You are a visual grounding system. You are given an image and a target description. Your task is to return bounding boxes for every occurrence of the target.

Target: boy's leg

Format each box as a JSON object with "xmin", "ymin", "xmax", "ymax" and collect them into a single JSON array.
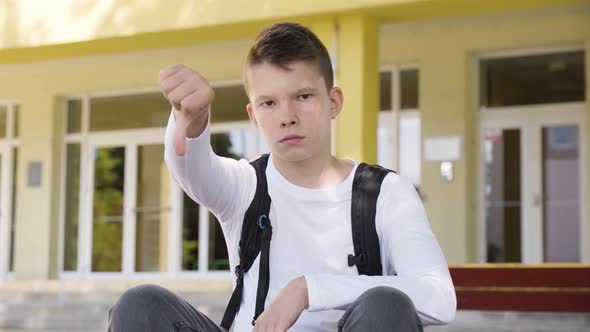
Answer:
[
  {"xmin": 108, "ymin": 284, "xmax": 227, "ymax": 332},
  {"xmin": 338, "ymin": 286, "xmax": 423, "ymax": 332}
]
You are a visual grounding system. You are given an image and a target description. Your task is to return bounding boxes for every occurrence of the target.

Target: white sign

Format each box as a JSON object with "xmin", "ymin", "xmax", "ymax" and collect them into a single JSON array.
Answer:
[{"xmin": 424, "ymin": 136, "xmax": 462, "ymax": 161}]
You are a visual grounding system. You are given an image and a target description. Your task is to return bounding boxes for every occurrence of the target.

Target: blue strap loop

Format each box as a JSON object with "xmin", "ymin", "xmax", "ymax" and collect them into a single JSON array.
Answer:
[{"xmin": 257, "ymin": 214, "xmax": 268, "ymax": 229}]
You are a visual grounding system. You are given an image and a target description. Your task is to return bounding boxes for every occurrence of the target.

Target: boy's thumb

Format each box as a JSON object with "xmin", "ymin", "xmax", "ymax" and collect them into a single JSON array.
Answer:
[{"xmin": 173, "ymin": 124, "xmax": 187, "ymax": 156}]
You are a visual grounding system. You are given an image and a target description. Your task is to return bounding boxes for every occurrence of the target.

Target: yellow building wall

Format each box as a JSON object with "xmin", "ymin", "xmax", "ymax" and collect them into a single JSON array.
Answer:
[
  {"xmin": 380, "ymin": 6, "xmax": 590, "ymax": 263},
  {"xmin": 3, "ymin": 0, "xmax": 585, "ymax": 49}
]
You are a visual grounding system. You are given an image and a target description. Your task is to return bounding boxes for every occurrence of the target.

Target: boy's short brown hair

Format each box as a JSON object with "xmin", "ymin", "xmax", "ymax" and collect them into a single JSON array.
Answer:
[{"xmin": 245, "ymin": 22, "xmax": 334, "ymax": 92}]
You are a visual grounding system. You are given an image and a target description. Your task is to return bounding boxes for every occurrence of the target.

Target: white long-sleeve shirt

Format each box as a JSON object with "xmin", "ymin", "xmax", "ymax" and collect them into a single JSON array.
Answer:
[{"xmin": 164, "ymin": 113, "xmax": 456, "ymax": 332}]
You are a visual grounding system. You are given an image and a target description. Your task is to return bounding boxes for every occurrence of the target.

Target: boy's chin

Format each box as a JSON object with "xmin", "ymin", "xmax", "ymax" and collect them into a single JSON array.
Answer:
[{"xmin": 272, "ymin": 149, "xmax": 315, "ymax": 164}]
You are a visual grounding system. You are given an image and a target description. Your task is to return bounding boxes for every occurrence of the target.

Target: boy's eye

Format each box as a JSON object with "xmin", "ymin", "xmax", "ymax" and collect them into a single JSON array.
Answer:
[
  {"xmin": 260, "ymin": 101, "xmax": 275, "ymax": 108},
  {"xmin": 298, "ymin": 94, "xmax": 313, "ymax": 101}
]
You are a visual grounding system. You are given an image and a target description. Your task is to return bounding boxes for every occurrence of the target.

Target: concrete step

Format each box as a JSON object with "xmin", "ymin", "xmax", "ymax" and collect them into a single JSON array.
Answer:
[
  {"xmin": 1, "ymin": 291, "xmax": 589, "ymax": 331},
  {"xmin": 0, "ymin": 291, "xmax": 230, "ymax": 332}
]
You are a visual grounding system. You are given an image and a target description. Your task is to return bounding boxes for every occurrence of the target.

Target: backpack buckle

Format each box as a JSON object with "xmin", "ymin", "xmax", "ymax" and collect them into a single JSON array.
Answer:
[
  {"xmin": 348, "ymin": 254, "xmax": 365, "ymax": 267},
  {"xmin": 235, "ymin": 265, "xmax": 245, "ymax": 278}
]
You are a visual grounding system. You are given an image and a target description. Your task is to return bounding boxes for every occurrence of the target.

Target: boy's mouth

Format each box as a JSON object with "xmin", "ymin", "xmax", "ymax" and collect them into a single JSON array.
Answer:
[{"xmin": 280, "ymin": 135, "xmax": 306, "ymax": 144}]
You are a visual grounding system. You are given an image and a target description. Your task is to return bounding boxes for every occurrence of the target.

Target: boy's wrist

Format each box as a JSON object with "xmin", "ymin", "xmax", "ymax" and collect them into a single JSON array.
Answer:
[{"xmin": 295, "ymin": 276, "xmax": 309, "ymax": 310}]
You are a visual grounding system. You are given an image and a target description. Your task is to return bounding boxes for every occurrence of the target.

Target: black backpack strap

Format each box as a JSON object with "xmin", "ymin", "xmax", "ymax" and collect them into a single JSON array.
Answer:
[
  {"xmin": 221, "ymin": 154, "xmax": 273, "ymax": 330},
  {"xmin": 348, "ymin": 163, "xmax": 393, "ymax": 276},
  {"xmin": 254, "ymin": 215, "xmax": 272, "ymax": 325}
]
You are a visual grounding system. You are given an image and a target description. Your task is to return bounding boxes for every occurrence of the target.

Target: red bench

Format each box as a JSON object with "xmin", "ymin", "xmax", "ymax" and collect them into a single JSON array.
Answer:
[{"xmin": 449, "ymin": 264, "xmax": 590, "ymax": 312}]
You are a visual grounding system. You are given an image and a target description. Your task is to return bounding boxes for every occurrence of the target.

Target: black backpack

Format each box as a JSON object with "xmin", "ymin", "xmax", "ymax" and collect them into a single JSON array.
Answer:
[{"xmin": 220, "ymin": 154, "xmax": 394, "ymax": 330}]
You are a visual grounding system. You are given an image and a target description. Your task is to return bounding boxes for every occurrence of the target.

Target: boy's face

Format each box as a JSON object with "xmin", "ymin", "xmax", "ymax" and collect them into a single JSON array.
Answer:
[{"xmin": 245, "ymin": 61, "xmax": 343, "ymax": 163}]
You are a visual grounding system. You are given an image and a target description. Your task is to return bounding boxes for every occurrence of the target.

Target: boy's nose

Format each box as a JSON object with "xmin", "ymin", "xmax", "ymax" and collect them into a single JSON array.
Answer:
[
  {"xmin": 281, "ymin": 119, "xmax": 297, "ymax": 128},
  {"xmin": 280, "ymin": 104, "xmax": 298, "ymax": 127}
]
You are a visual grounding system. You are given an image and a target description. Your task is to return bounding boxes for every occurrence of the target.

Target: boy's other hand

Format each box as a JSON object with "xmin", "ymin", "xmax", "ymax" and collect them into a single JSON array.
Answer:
[
  {"xmin": 252, "ymin": 276, "xmax": 309, "ymax": 332},
  {"xmin": 158, "ymin": 64, "xmax": 214, "ymax": 156}
]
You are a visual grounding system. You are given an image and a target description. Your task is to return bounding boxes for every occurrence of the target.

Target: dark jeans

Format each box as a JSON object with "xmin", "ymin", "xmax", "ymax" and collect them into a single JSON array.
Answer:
[{"xmin": 108, "ymin": 284, "xmax": 423, "ymax": 332}]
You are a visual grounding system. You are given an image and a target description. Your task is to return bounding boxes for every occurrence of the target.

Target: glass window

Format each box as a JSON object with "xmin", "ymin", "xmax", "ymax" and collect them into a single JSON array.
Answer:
[
  {"xmin": 210, "ymin": 85, "xmax": 250, "ymax": 123},
  {"xmin": 9, "ymin": 147, "xmax": 17, "ymax": 272},
  {"xmin": 543, "ymin": 125, "xmax": 580, "ymax": 262},
  {"xmin": 182, "ymin": 193, "xmax": 200, "ymax": 271},
  {"xmin": 0, "ymin": 105, "xmax": 7, "ymax": 138},
  {"xmin": 90, "ymin": 93, "xmax": 170, "ymax": 131},
  {"xmin": 201, "ymin": 130, "xmax": 252, "ymax": 271},
  {"xmin": 63, "ymin": 144, "xmax": 81, "ymax": 271},
  {"xmin": 208, "ymin": 212, "xmax": 229, "ymax": 271},
  {"xmin": 91, "ymin": 146, "xmax": 125, "ymax": 272},
  {"xmin": 399, "ymin": 117, "xmax": 421, "ymax": 186},
  {"xmin": 380, "ymin": 71, "xmax": 392, "ymax": 111},
  {"xmin": 258, "ymin": 133, "xmax": 270, "ymax": 155},
  {"xmin": 135, "ymin": 144, "xmax": 168, "ymax": 272},
  {"xmin": 480, "ymin": 51, "xmax": 585, "ymax": 108},
  {"xmin": 13, "ymin": 105, "xmax": 19, "ymax": 138},
  {"xmin": 484, "ymin": 128, "xmax": 522, "ymax": 263},
  {"xmin": 400, "ymin": 69, "xmax": 419, "ymax": 110},
  {"xmin": 67, "ymin": 99, "xmax": 83, "ymax": 134}
]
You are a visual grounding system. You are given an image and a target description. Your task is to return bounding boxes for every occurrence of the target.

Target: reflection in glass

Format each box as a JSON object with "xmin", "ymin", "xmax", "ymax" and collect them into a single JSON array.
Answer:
[
  {"xmin": 63, "ymin": 144, "xmax": 81, "ymax": 271},
  {"xmin": 92, "ymin": 147, "xmax": 125, "ymax": 272},
  {"xmin": 9, "ymin": 148, "xmax": 17, "ymax": 272},
  {"xmin": 480, "ymin": 51, "xmax": 585, "ymax": 108},
  {"xmin": 484, "ymin": 129, "xmax": 521, "ymax": 263},
  {"xmin": 258, "ymin": 133, "xmax": 270, "ymax": 155},
  {"xmin": 209, "ymin": 212, "xmax": 229, "ymax": 271},
  {"xmin": 90, "ymin": 93, "xmax": 170, "ymax": 131},
  {"xmin": 0, "ymin": 105, "xmax": 7, "ymax": 138},
  {"xmin": 206, "ymin": 131, "xmax": 250, "ymax": 271},
  {"xmin": 13, "ymin": 105, "xmax": 19, "ymax": 138},
  {"xmin": 543, "ymin": 125, "xmax": 580, "ymax": 262},
  {"xmin": 182, "ymin": 193, "xmax": 200, "ymax": 271},
  {"xmin": 67, "ymin": 99, "xmax": 83, "ymax": 134},
  {"xmin": 135, "ymin": 145, "xmax": 168, "ymax": 272},
  {"xmin": 400, "ymin": 69, "xmax": 419, "ymax": 110},
  {"xmin": 210, "ymin": 85, "xmax": 250, "ymax": 123},
  {"xmin": 380, "ymin": 71, "xmax": 392, "ymax": 111}
]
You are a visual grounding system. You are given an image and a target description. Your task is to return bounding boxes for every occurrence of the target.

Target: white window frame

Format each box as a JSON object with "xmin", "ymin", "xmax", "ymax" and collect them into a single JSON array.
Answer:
[
  {"xmin": 476, "ymin": 45, "xmax": 588, "ymax": 263},
  {"xmin": 0, "ymin": 101, "xmax": 19, "ymax": 281},
  {"xmin": 58, "ymin": 82, "xmax": 262, "ymax": 280}
]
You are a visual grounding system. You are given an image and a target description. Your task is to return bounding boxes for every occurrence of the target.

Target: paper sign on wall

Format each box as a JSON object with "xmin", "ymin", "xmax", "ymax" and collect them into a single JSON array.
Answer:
[{"xmin": 424, "ymin": 136, "xmax": 461, "ymax": 161}]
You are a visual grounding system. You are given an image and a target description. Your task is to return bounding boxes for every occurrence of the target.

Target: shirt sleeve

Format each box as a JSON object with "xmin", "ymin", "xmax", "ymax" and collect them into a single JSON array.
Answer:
[
  {"xmin": 304, "ymin": 174, "xmax": 456, "ymax": 326},
  {"xmin": 163, "ymin": 110, "xmax": 256, "ymax": 224}
]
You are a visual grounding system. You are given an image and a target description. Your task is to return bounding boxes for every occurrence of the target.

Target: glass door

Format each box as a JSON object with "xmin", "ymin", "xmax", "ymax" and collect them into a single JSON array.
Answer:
[
  {"xmin": 541, "ymin": 125, "xmax": 581, "ymax": 262},
  {"xmin": 480, "ymin": 105, "xmax": 586, "ymax": 263},
  {"xmin": 82, "ymin": 132, "xmax": 171, "ymax": 277}
]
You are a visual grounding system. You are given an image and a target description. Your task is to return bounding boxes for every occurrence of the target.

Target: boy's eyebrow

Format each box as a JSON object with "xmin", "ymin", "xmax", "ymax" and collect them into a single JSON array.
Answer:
[
  {"xmin": 293, "ymin": 87, "xmax": 316, "ymax": 95},
  {"xmin": 254, "ymin": 95, "xmax": 273, "ymax": 104},
  {"xmin": 254, "ymin": 87, "xmax": 317, "ymax": 104}
]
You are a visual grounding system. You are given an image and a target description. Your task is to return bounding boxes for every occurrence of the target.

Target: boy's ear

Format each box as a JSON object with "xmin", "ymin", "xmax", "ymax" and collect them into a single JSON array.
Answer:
[
  {"xmin": 329, "ymin": 87, "xmax": 344, "ymax": 119},
  {"xmin": 246, "ymin": 103, "xmax": 259, "ymax": 127}
]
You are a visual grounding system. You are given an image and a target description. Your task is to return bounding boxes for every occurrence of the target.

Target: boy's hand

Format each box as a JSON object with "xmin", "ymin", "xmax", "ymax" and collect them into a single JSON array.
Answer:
[
  {"xmin": 158, "ymin": 64, "xmax": 215, "ymax": 156},
  {"xmin": 252, "ymin": 276, "xmax": 309, "ymax": 332}
]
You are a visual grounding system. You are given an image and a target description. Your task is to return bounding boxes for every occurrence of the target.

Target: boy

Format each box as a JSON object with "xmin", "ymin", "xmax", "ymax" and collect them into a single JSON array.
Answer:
[{"xmin": 108, "ymin": 22, "xmax": 455, "ymax": 332}]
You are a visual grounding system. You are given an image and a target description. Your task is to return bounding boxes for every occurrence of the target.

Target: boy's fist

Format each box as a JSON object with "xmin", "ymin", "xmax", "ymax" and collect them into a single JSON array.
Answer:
[{"xmin": 158, "ymin": 64, "xmax": 215, "ymax": 156}]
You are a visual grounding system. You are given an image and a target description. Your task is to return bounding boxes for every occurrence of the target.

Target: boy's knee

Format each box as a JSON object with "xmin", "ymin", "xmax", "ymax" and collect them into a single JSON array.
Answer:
[
  {"xmin": 110, "ymin": 284, "xmax": 170, "ymax": 317},
  {"xmin": 340, "ymin": 287, "xmax": 422, "ymax": 332},
  {"xmin": 357, "ymin": 286, "xmax": 417, "ymax": 317},
  {"xmin": 122, "ymin": 284, "xmax": 168, "ymax": 304}
]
